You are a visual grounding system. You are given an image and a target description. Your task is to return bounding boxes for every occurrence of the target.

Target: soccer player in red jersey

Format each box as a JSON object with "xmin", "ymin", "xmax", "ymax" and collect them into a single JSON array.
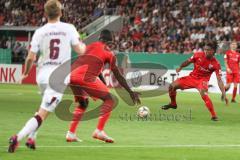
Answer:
[
  {"xmin": 162, "ymin": 41, "xmax": 227, "ymax": 121},
  {"xmin": 66, "ymin": 29, "xmax": 141, "ymax": 143},
  {"xmin": 224, "ymin": 41, "xmax": 240, "ymax": 103}
]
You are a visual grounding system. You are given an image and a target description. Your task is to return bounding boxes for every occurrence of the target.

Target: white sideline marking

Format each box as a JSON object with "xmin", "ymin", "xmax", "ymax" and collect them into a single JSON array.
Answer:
[
  {"xmin": 1, "ymin": 145, "xmax": 240, "ymax": 148},
  {"xmin": 0, "ymin": 92, "xmax": 23, "ymax": 96}
]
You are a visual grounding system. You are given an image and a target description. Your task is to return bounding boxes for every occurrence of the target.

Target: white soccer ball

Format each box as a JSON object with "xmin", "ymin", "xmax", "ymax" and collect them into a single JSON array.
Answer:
[{"xmin": 137, "ymin": 106, "xmax": 150, "ymax": 118}]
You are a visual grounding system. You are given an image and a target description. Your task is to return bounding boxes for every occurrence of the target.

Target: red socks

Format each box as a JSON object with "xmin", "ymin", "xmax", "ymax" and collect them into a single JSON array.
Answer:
[
  {"xmin": 169, "ymin": 90, "xmax": 177, "ymax": 106},
  {"xmin": 97, "ymin": 112, "xmax": 111, "ymax": 131},
  {"xmin": 97, "ymin": 99, "xmax": 114, "ymax": 131},
  {"xmin": 232, "ymin": 87, "xmax": 237, "ymax": 101},
  {"xmin": 69, "ymin": 107, "xmax": 86, "ymax": 133},
  {"xmin": 201, "ymin": 95, "xmax": 216, "ymax": 117},
  {"xmin": 70, "ymin": 98, "xmax": 115, "ymax": 133}
]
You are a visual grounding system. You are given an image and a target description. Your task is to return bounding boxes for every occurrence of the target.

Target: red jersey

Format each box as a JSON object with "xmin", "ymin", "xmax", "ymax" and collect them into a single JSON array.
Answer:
[
  {"xmin": 188, "ymin": 52, "xmax": 222, "ymax": 81},
  {"xmin": 71, "ymin": 41, "xmax": 116, "ymax": 82},
  {"xmin": 224, "ymin": 50, "xmax": 240, "ymax": 73}
]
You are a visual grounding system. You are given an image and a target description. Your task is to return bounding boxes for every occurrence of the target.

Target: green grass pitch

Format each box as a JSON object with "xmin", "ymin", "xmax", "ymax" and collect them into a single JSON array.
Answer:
[{"xmin": 0, "ymin": 84, "xmax": 240, "ymax": 160}]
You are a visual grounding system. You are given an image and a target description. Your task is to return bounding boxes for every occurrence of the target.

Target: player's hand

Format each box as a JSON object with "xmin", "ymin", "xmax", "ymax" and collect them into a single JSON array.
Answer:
[
  {"xmin": 18, "ymin": 74, "xmax": 28, "ymax": 83},
  {"xmin": 129, "ymin": 91, "xmax": 141, "ymax": 105},
  {"xmin": 21, "ymin": 74, "xmax": 29, "ymax": 80},
  {"xmin": 227, "ymin": 68, "xmax": 232, "ymax": 74},
  {"xmin": 176, "ymin": 67, "xmax": 182, "ymax": 73}
]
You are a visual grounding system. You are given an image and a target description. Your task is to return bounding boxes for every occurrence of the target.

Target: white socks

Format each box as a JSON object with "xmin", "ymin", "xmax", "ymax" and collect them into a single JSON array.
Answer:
[
  {"xmin": 28, "ymin": 130, "xmax": 38, "ymax": 140},
  {"xmin": 17, "ymin": 117, "xmax": 39, "ymax": 141}
]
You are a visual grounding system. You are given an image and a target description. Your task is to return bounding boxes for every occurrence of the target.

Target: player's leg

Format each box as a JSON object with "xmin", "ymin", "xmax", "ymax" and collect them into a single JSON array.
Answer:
[
  {"xmin": 92, "ymin": 93, "xmax": 115, "ymax": 143},
  {"xmin": 222, "ymin": 83, "xmax": 231, "ymax": 101},
  {"xmin": 162, "ymin": 76, "xmax": 194, "ymax": 110},
  {"xmin": 66, "ymin": 96, "xmax": 89, "ymax": 142},
  {"xmin": 224, "ymin": 83, "xmax": 231, "ymax": 92},
  {"xmin": 25, "ymin": 130, "xmax": 38, "ymax": 150},
  {"xmin": 231, "ymin": 73, "xmax": 238, "ymax": 102},
  {"xmin": 66, "ymin": 84, "xmax": 89, "ymax": 142},
  {"xmin": 221, "ymin": 74, "xmax": 232, "ymax": 101},
  {"xmin": 231, "ymin": 82, "xmax": 238, "ymax": 102},
  {"xmin": 222, "ymin": 83, "xmax": 230, "ymax": 102},
  {"xmin": 24, "ymin": 84, "xmax": 48, "ymax": 148},
  {"xmin": 161, "ymin": 81, "xmax": 181, "ymax": 109},
  {"xmin": 8, "ymin": 87, "xmax": 62, "ymax": 153},
  {"xmin": 81, "ymin": 79, "xmax": 116, "ymax": 143},
  {"xmin": 25, "ymin": 111, "xmax": 40, "ymax": 150},
  {"xmin": 8, "ymin": 108, "xmax": 48, "ymax": 153},
  {"xmin": 199, "ymin": 89, "xmax": 218, "ymax": 121},
  {"xmin": 223, "ymin": 73, "xmax": 232, "ymax": 97},
  {"xmin": 225, "ymin": 73, "xmax": 233, "ymax": 91}
]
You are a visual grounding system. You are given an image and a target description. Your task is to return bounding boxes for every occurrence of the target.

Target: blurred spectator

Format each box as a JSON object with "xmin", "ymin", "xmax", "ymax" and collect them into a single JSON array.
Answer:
[
  {"xmin": 1, "ymin": 0, "xmax": 240, "ymax": 54},
  {"xmin": 0, "ymin": 36, "xmax": 7, "ymax": 49},
  {"xmin": 12, "ymin": 42, "xmax": 22, "ymax": 62},
  {"xmin": 0, "ymin": 13, "xmax": 4, "ymax": 25},
  {"xmin": 11, "ymin": 42, "xmax": 26, "ymax": 63}
]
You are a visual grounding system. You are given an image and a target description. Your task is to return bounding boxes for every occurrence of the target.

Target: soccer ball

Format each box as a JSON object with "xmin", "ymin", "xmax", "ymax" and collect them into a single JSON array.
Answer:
[{"xmin": 137, "ymin": 106, "xmax": 150, "ymax": 118}]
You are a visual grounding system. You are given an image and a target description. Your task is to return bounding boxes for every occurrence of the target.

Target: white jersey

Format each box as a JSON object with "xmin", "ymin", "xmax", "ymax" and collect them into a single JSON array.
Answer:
[{"xmin": 30, "ymin": 21, "xmax": 80, "ymax": 84}]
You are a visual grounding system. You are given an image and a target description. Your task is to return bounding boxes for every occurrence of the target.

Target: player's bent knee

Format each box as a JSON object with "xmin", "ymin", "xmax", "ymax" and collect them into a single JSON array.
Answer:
[
  {"xmin": 105, "ymin": 98, "xmax": 115, "ymax": 106},
  {"xmin": 37, "ymin": 108, "xmax": 50, "ymax": 121},
  {"xmin": 78, "ymin": 98, "xmax": 89, "ymax": 109},
  {"xmin": 103, "ymin": 94, "xmax": 116, "ymax": 107},
  {"xmin": 199, "ymin": 90, "xmax": 208, "ymax": 97},
  {"xmin": 225, "ymin": 84, "xmax": 230, "ymax": 89},
  {"xmin": 101, "ymin": 98, "xmax": 115, "ymax": 113},
  {"xmin": 169, "ymin": 83, "xmax": 177, "ymax": 91}
]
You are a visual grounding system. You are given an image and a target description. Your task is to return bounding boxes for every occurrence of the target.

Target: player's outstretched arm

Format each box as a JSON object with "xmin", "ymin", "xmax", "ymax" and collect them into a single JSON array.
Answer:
[
  {"xmin": 112, "ymin": 66, "xmax": 141, "ymax": 105},
  {"xmin": 72, "ymin": 42, "xmax": 86, "ymax": 56},
  {"xmin": 176, "ymin": 59, "xmax": 192, "ymax": 73},
  {"xmin": 22, "ymin": 51, "xmax": 37, "ymax": 80}
]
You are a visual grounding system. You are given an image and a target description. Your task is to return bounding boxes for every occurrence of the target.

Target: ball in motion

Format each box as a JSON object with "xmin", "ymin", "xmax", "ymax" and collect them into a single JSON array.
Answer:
[{"xmin": 137, "ymin": 106, "xmax": 150, "ymax": 118}]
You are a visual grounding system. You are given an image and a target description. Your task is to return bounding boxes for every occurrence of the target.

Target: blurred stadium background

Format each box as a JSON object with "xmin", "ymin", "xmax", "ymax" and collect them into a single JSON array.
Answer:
[{"xmin": 0, "ymin": 0, "xmax": 239, "ymax": 92}]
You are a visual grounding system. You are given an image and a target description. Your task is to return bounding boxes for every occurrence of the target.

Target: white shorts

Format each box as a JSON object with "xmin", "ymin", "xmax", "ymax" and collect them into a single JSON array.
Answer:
[
  {"xmin": 39, "ymin": 85, "xmax": 64, "ymax": 112},
  {"xmin": 36, "ymin": 66, "xmax": 70, "ymax": 112}
]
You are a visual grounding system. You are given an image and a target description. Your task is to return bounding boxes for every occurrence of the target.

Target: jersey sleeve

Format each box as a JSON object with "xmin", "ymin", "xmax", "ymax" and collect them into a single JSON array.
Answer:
[
  {"xmin": 70, "ymin": 25, "xmax": 80, "ymax": 45},
  {"xmin": 30, "ymin": 30, "xmax": 41, "ymax": 54},
  {"xmin": 188, "ymin": 52, "xmax": 198, "ymax": 63}
]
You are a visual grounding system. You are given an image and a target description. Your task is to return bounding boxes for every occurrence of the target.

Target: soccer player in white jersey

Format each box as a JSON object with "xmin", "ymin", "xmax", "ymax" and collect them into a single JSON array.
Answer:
[{"xmin": 8, "ymin": 0, "xmax": 86, "ymax": 153}]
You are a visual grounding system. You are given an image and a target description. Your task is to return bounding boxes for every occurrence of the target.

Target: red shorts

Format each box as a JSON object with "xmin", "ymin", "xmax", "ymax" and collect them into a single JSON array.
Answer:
[
  {"xmin": 226, "ymin": 72, "xmax": 239, "ymax": 83},
  {"xmin": 176, "ymin": 76, "xmax": 209, "ymax": 90},
  {"xmin": 70, "ymin": 75, "xmax": 109, "ymax": 102}
]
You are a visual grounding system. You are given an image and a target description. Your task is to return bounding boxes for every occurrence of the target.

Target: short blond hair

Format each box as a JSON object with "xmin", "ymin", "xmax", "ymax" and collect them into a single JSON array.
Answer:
[{"xmin": 44, "ymin": 0, "xmax": 62, "ymax": 20}]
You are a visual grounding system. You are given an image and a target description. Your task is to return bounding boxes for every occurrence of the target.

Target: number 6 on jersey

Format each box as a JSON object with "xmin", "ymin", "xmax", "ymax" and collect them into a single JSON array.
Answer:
[{"xmin": 50, "ymin": 39, "xmax": 60, "ymax": 59}]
